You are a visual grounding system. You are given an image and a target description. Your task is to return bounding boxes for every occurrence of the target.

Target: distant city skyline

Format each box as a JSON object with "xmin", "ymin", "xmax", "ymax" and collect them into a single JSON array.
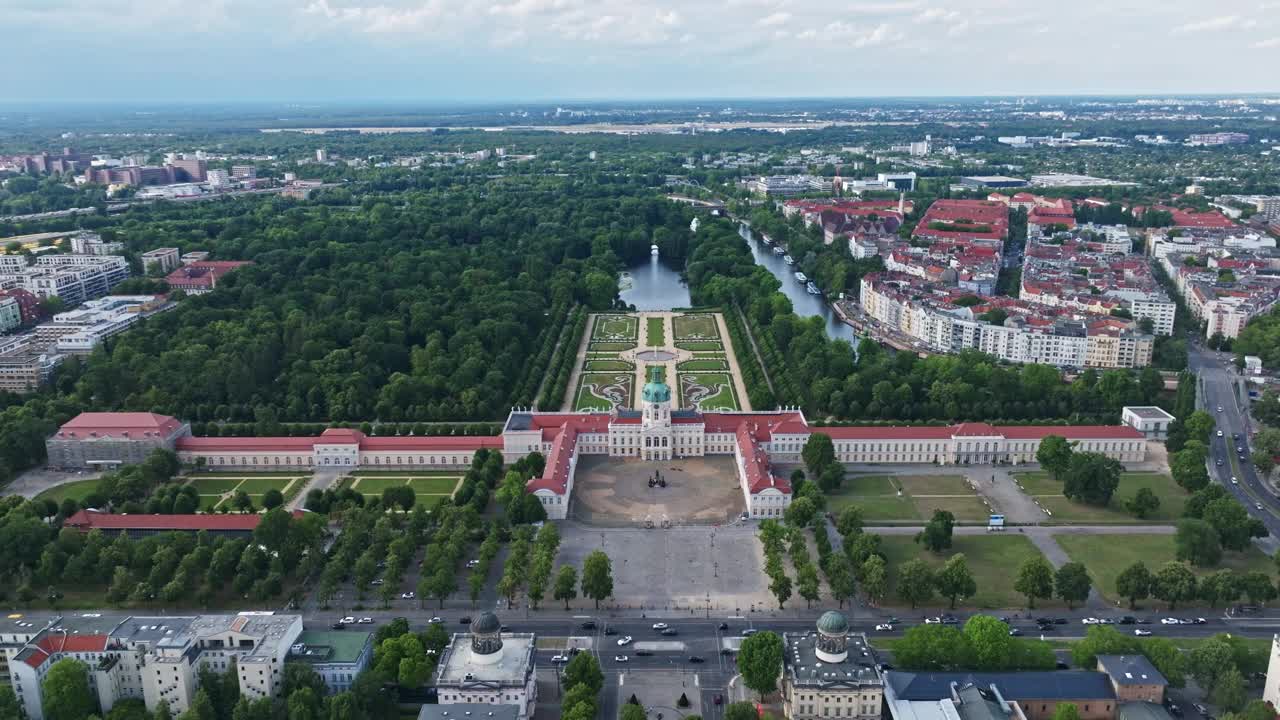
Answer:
[{"xmin": 3, "ymin": 0, "xmax": 1280, "ymax": 102}]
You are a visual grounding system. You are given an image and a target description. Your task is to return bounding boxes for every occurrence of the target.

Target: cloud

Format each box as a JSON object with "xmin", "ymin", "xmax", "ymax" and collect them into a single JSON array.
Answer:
[
  {"xmin": 1170, "ymin": 14, "xmax": 1258, "ymax": 34},
  {"xmin": 913, "ymin": 7, "xmax": 960, "ymax": 23},
  {"xmin": 823, "ymin": 20, "xmax": 898, "ymax": 47},
  {"xmin": 488, "ymin": 0, "xmax": 574, "ymax": 17},
  {"xmin": 655, "ymin": 9, "xmax": 681, "ymax": 26},
  {"xmin": 756, "ymin": 11, "xmax": 791, "ymax": 26},
  {"xmin": 1251, "ymin": 36, "xmax": 1280, "ymax": 47}
]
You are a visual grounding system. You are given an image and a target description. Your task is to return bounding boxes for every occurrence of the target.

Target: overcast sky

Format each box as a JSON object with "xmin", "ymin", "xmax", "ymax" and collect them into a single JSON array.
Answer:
[{"xmin": 4, "ymin": 0, "xmax": 1280, "ymax": 102}]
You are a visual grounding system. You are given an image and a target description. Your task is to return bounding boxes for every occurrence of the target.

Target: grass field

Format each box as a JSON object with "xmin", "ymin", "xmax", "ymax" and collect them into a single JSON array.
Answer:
[
  {"xmin": 673, "ymin": 314, "xmax": 720, "ymax": 341},
  {"xmin": 675, "ymin": 341, "xmax": 723, "ymax": 352},
  {"xmin": 588, "ymin": 342, "xmax": 636, "ymax": 352},
  {"xmin": 879, "ymin": 534, "xmax": 1054, "ymax": 609},
  {"xmin": 585, "ymin": 360, "xmax": 634, "ymax": 371},
  {"xmin": 678, "ymin": 359, "xmax": 729, "ymax": 371},
  {"xmin": 352, "ymin": 476, "xmax": 459, "ymax": 495},
  {"xmin": 646, "ymin": 317, "xmax": 665, "ymax": 347},
  {"xmin": 1057, "ymin": 534, "xmax": 1275, "ymax": 605},
  {"xmin": 184, "ymin": 474, "xmax": 305, "ymax": 510},
  {"xmin": 184, "ymin": 477, "xmax": 245, "ymax": 494},
  {"xmin": 677, "ymin": 372, "xmax": 739, "ymax": 411},
  {"xmin": 592, "ymin": 314, "xmax": 638, "ymax": 341},
  {"xmin": 35, "ymin": 479, "xmax": 102, "ymax": 505},
  {"xmin": 574, "ymin": 372, "xmax": 633, "ymax": 411},
  {"xmin": 830, "ymin": 475, "xmax": 990, "ymax": 523},
  {"xmin": 350, "ymin": 470, "xmax": 465, "ymax": 478},
  {"xmin": 1015, "ymin": 471, "xmax": 1187, "ymax": 523}
]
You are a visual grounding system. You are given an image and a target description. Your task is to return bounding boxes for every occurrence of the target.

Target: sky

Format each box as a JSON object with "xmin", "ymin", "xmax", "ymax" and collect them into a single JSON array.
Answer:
[{"xmin": 3, "ymin": 0, "xmax": 1280, "ymax": 102}]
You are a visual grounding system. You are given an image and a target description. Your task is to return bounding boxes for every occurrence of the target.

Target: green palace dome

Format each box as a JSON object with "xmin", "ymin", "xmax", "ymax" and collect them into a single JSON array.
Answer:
[
  {"xmin": 816, "ymin": 610, "xmax": 849, "ymax": 635},
  {"xmin": 642, "ymin": 366, "xmax": 671, "ymax": 403}
]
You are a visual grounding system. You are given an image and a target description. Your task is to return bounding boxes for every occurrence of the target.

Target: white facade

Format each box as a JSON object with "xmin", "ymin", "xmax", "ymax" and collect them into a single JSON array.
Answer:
[{"xmin": 1122, "ymin": 406, "xmax": 1175, "ymax": 440}]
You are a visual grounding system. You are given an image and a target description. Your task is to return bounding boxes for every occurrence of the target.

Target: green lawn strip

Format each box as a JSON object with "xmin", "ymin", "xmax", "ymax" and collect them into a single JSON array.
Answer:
[
  {"xmin": 677, "ymin": 359, "xmax": 729, "ymax": 371},
  {"xmin": 199, "ymin": 495, "xmax": 226, "ymax": 511},
  {"xmin": 646, "ymin": 317, "xmax": 665, "ymax": 346},
  {"xmin": 911, "ymin": 495, "xmax": 994, "ymax": 523},
  {"xmin": 879, "ymin": 534, "xmax": 1058, "ymax": 609},
  {"xmin": 1056, "ymin": 534, "xmax": 1274, "ymax": 605},
  {"xmin": 839, "ymin": 475, "xmax": 899, "ymax": 494},
  {"xmin": 1013, "ymin": 471, "xmax": 1062, "ymax": 496},
  {"xmin": 183, "ymin": 471, "xmax": 303, "ymax": 477},
  {"xmin": 592, "ymin": 315, "xmax": 638, "ymax": 341},
  {"xmin": 1024, "ymin": 473, "xmax": 1186, "ymax": 524},
  {"xmin": 585, "ymin": 360, "xmax": 634, "ymax": 371},
  {"xmin": 830, "ymin": 494, "xmax": 920, "ymax": 521},
  {"xmin": 678, "ymin": 372, "xmax": 739, "ymax": 411},
  {"xmin": 588, "ymin": 342, "xmax": 636, "ymax": 352},
  {"xmin": 35, "ymin": 479, "xmax": 103, "ymax": 505},
  {"xmin": 351, "ymin": 477, "xmax": 412, "ymax": 494},
  {"xmin": 405, "ymin": 477, "xmax": 460, "ymax": 494},
  {"xmin": 183, "ymin": 478, "xmax": 245, "ymax": 494},
  {"xmin": 235, "ymin": 477, "xmax": 299, "ymax": 495},
  {"xmin": 897, "ymin": 475, "xmax": 969, "ymax": 495},
  {"xmin": 672, "ymin": 314, "xmax": 721, "ymax": 341},
  {"xmin": 350, "ymin": 470, "xmax": 464, "ymax": 477},
  {"xmin": 675, "ymin": 341, "xmax": 723, "ymax": 351}
]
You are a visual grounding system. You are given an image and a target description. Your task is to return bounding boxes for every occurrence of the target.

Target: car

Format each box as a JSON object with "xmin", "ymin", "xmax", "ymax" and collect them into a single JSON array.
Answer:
[
  {"xmin": 358, "ymin": 617, "xmax": 373, "ymax": 624},
  {"xmin": 459, "ymin": 617, "xmax": 472, "ymax": 625},
  {"xmin": 1257, "ymin": 503, "xmax": 1265, "ymax": 511},
  {"xmin": 1098, "ymin": 618, "xmax": 1115, "ymax": 625},
  {"xmin": 340, "ymin": 616, "xmax": 355, "ymax": 624},
  {"xmin": 1008, "ymin": 628, "xmax": 1022, "ymax": 636},
  {"xmin": 652, "ymin": 622, "xmax": 668, "ymax": 630},
  {"xmin": 887, "ymin": 617, "xmax": 901, "ymax": 624},
  {"xmin": 551, "ymin": 655, "xmax": 569, "ymax": 663},
  {"xmin": 636, "ymin": 650, "xmax": 653, "ymax": 657},
  {"xmin": 875, "ymin": 624, "xmax": 894, "ymax": 631},
  {"xmin": 1161, "ymin": 618, "xmax": 1180, "ymax": 625},
  {"xmin": 1193, "ymin": 618, "xmax": 1207, "ymax": 624},
  {"xmin": 617, "ymin": 636, "xmax": 633, "ymax": 646},
  {"xmin": 1134, "ymin": 629, "xmax": 1152, "ymax": 636},
  {"xmin": 1053, "ymin": 618, "xmax": 1068, "ymax": 625},
  {"xmin": 688, "ymin": 656, "xmax": 705, "ymax": 663},
  {"xmin": 720, "ymin": 648, "xmax": 735, "ymax": 656},
  {"xmin": 1167, "ymin": 703, "xmax": 1183, "ymax": 717},
  {"xmin": 741, "ymin": 628, "xmax": 758, "ymax": 637},
  {"xmin": 718, "ymin": 622, "xmax": 729, "ymax": 631},
  {"xmin": 615, "ymin": 655, "xmax": 629, "ymax": 663},
  {"xmin": 1234, "ymin": 433, "xmax": 1241, "ymax": 440},
  {"xmin": 941, "ymin": 614, "xmax": 959, "ymax": 624},
  {"xmin": 1082, "ymin": 618, "xmax": 1099, "ymax": 625},
  {"xmin": 580, "ymin": 621, "xmax": 597, "ymax": 630},
  {"xmin": 1119, "ymin": 616, "xmax": 1136, "ymax": 625},
  {"xmin": 501, "ymin": 626, "xmax": 510, "ymax": 632},
  {"xmin": 1217, "ymin": 430, "xmax": 1224, "ymax": 437},
  {"xmin": 1218, "ymin": 406, "xmax": 1224, "ymax": 413},
  {"xmin": 401, "ymin": 592, "xmax": 415, "ymax": 599},
  {"xmin": 466, "ymin": 560, "xmax": 480, "ymax": 567},
  {"xmin": 330, "ymin": 622, "xmax": 345, "ymax": 630},
  {"xmin": 1135, "ymin": 618, "xmax": 1151, "ymax": 624},
  {"xmin": 661, "ymin": 628, "xmax": 678, "ymax": 636},
  {"xmin": 1216, "ymin": 459, "xmax": 1224, "ymax": 466},
  {"xmin": 1194, "ymin": 704, "xmax": 1209, "ymax": 716},
  {"xmin": 1231, "ymin": 476, "xmax": 1239, "ymax": 484},
  {"xmin": 1241, "ymin": 454, "xmax": 1249, "ymax": 463},
  {"xmin": 1056, "ymin": 661, "xmax": 1070, "ymax": 670},
  {"xmin": 924, "ymin": 617, "xmax": 942, "ymax": 624},
  {"xmin": 604, "ymin": 627, "xmax": 618, "ymax": 636},
  {"xmin": 429, "ymin": 617, "xmax": 443, "ymax": 624},
  {"xmin": 370, "ymin": 579, "xmax": 383, "ymax": 586}
]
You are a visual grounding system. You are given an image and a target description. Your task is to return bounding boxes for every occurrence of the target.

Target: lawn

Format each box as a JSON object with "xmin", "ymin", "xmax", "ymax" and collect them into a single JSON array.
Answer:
[
  {"xmin": 587, "ymin": 342, "xmax": 636, "ymax": 352},
  {"xmin": 1015, "ymin": 471, "xmax": 1186, "ymax": 523},
  {"xmin": 350, "ymin": 470, "xmax": 464, "ymax": 478},
  {"xmin": 828, "ymin": 475, "xmax": 989, "ymax": 523},
  {"xmin": 673, "ymin": 314, "xmax": 720, "ymax": 341},
  {"xmin": 879, "ymin": 534, "xmax": 1055, "ymax": 609},
  {"xmin": 585, "ymin": 360, "xmax": 634, "ymax": 371},
  {"xmin": 675, "ymin": 341, "xmax": 723, "ymax": 352},
  {"xmin": 574, "ymin": 373, "xmax": 633, "ymax": 411},
  {"xmin": 646, "ymin": 317, "xmax": 665, "ymax": 347},
  {"xmin": 1057, "ymin": 534, "xmax": 1275, "ymax": 605},
  {"xmin": 677, "ymin": 359, "xmax": 729, "ymax": 371},
  {"xmin": 592, "ymin": 314, "xmax": 638, "ymax": 341},
  {"xmin": 677, "ymin": 372, "xmax": 739, "ymax": 411},
  {"xmin": 183, "ymin": 477, "xmax": 246, "ymax": 494},
  {"xmin": 35, "ymin": 479, "xmax": 102, "ymax": 505},
  {"xmin": 353, "ymin": 476, "xmax": 459, "ymax": 495},
  {"xmin": 236, "ymin": 477, "xmax": 300, "ymax": 495}
]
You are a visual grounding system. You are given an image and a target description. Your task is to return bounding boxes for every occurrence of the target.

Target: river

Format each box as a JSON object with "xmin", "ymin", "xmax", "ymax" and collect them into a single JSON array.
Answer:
[{"xmin": 616, "ymin": 233, "xmax": 858, "ymax": 345}]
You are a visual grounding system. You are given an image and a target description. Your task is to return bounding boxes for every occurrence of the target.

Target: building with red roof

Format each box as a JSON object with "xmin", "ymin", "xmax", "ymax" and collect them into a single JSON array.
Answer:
[
  {"xmin": 1133, "ymin": 205, "xmax": 1236, "ymax": 229},
  {"xmin": 164, "ymin": 260, "xmax": 252, "ymax": 295},
  {"xmin": 913, "ymin": 200, "xmax": 1009, "ymax": 243},
  {"xmin": 46, "ymin": 412, "xmax": 191, "ymax": 469},
  {"xmin": 63, "ymin": 508, "xmax": 306, "ymax": 537}
]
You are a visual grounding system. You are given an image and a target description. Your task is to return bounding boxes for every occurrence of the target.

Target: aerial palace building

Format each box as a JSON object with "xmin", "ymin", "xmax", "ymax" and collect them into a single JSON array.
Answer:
[{"xmin": 47, "ymin": 369, "xmax": 1146, "ymax": 521}]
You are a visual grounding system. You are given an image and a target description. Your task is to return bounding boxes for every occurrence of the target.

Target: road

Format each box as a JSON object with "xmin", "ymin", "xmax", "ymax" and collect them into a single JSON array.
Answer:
[{"xmin": 1188, "ymin": 343, "xmax": 1280, "ymax": 538}]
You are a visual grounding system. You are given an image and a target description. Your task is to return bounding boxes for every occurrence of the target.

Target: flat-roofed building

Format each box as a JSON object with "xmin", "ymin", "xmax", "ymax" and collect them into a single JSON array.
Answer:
[
  {"xmin": 289, "ymin": 630, "xmax": 374, "ymax": 694},
  {"xmin": 141, "ymin": 247, "xmax": 181, "ymax": 274},
  {"xmin": 434, "ymin": 613, "xmax": 536, "ymax": 719},
  {"xmin": 783, "ymin": 613, "xmax": 883, "ymax": 720},
  {"xmin": 1121, "ymin": 407, "xmax": 1175, "ymax": 439}
]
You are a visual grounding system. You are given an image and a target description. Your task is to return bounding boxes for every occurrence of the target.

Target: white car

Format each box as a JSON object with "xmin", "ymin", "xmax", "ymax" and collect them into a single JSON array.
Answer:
[
  {"xmin": 1257, "ymin": 503, "xmax": 1265, "ymax": 511},
  {"xmin": 615, "ymin": 655, "xmax": 629, "ymax": 663},
  {"xmin": 1231, "ymin": 476, "xmax": 1239, "ymax": 484},
  {"xmin": 617, "ymin": 636, "xmax": 633, "ymax": 646},
  {"xmin": 551, "ymin": 655, "xmax": 569, "ymax": 663},
  {"xmin": 1081, "ymin": 618, "xmax": 1099, "ymax": 625},
  {"xmin": 401, "ymin": 592, "xmax": 415, "ymax": 599},
  {"xmin": 358, "ymin": 617, "xmax": 373, "ymax": 624},
  {"xmin": 340, "ymin": 616, "xmax": 355, "ymax": 624},
  {"xmin": 1217, "ymin": 430, "xmax": 1224, "ymax": 437},
  {"xmin": 652, "ymin": 623, "xmax": 668, "ymax": 630},
  {"xmin": 1134, "ymin": 629, "xmax": 1152, "ymax": 636},
  {"xmin": 875, "ymin": 624, "xmax": 894, "ymax": 631},
  {"xmin": 1160, "ymin": 618, "xmax": 1180, "ymax": 625},
  {"xmin": 429, "ymin": 617, "xmax": 443, "ymax": 624},
  {"xmin": 1218, "ymin": 406, "xmax": 1224, "ymax": 413},
  {"xmin": 924, "ymin": 617, "xmax": 942, "ymax": 624}
]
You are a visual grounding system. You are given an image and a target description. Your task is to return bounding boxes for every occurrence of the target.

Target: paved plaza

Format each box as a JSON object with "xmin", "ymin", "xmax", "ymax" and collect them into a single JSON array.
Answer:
[{"xmin": 570, "ymin": 455, "xmax": 746, "ymax": 526}]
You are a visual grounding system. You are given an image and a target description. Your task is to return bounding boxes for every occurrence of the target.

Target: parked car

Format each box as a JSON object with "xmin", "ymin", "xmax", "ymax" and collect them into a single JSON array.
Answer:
[
  {"xmin": 617, "ymin": 636, "xmax": 633, "ymax": 646},
  {"xmin": 581, "ymin": 621, "xmax": 597, "ymax": 630},
  {"xmin": 741, "ymin": 629, "xmax": 757, "ymax": 637},
  {"xmin": 330, "ymin": 622, "xmax": 345, "ymax": 630},
  {"xmin": 688, "ymin": 656, "xmax": 705, "ymax": 664},
  {"xmin": 370, "ymin": 579, "xmax": 384, "ymax": 586},
  {"xmin": 1161, "ymin": 618, "xmax": 1180, "ymax": 625},
  {"xmin": 1008, "ymin": 628, "xmax": 1022, "ymax": 636},
  {"xmin": 1082, "ymin": 618, "xmax": 1100, "ymax": 625},
  {"xmin": 661, "ymin": 628, "xmax": 678, "ymax": 636},
  {"xmin": 1119, "ymin": 616, "xmax": 1136, "ymax": 625},
  {"xmin": 924, "ymin": 617, "xmax": 942, "ymax": 624},
  {"xmin": 429, "ymin": 616, "xmax": 443, "ymax": 624},
  {"xmin": 1134, "ymin": 629, "xmax": 1152, "ymax": 636},
  {"xmin": 720, "ymin": 648, "xmax": 734, "ymax": 656},
  {"xmin": 875, "ymin": 624, "xmax": 894, "ymax": 631},
  {"xmin": 551, "ymin": 655, "xmax": 569, "ymax": 663},
  {"xmin": 401, "ymin": 592, "xmax": 415, "ymax": 599},
  {"xmin": 459, "ymin": 617, "xmax": 472, "ymax": 625},
  {"xmin": 652, "ymin": 622, "xmax": 669, "ymax": 630},
  {"xmin": 1231, "ymin": 476, "xmax": 1239, "ymax": 484},
  {"xmin": 358, "ymin": 617, "xmax": 373, "ymax": 624},
  {"xmin": 941, "ymin": 615, "xmax": 959, "ymax": 624},
  {"xmin": 1194, "ymin": 704, "xmax": 1209, "ymax": 717},
  {"xmin": 340, "ymin": 616, "xmax": 355, "ymax": 624},
  {"xmin": 615, "ymin": 655, "xmax": 629, "ymax": 663},
  {"xmin": 718, "ymin": 622, "xmax": 729, "ymax": 631},
  {"xmin": 604, "ymin": 627, "xmax": 618, "ymax": 636},
  {"xmin": 1217, "ymin": 430, "xmax": 1224, "ymax": 437}
]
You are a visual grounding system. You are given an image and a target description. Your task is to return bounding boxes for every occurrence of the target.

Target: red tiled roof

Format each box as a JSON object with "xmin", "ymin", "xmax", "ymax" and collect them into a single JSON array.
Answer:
[
  {"xmin": 817, "ymin": 425, "xmax": 955, "ymax": 440},
  {"xmin": 57, "ymin": 412, "xmax": 184, "ymax": 439},
  {"xmin": 952, "ymin": 422, "xmax": 1001, "ymax": 437},
  {"xmin": 999, "ymin": 425, "xmax": 1143, "ymax": 440},
  {"xmin": 816, "ymin": 424, "xmax": 1141, "ymax": 441},
  {"xmin": 177, "ymin": 436, "xmax": 317, "ymax": 451},
  {"xmin": 736, "ymin": 423, "xmax": 791, "ymax": 495},
  {"xmin": 176, "ymin": 432, "xmax": 501, "ymax": 453},
  {"xmin": 64, "ymin": 509, "xmax": 304, "ymax": 532},
  {"xmin": 22, "ymin": 649, "xmax": 49, "ymax": 668},
  {"xmin": 359, "ymin": 436, "xmax": 503, "ymax": 450}
]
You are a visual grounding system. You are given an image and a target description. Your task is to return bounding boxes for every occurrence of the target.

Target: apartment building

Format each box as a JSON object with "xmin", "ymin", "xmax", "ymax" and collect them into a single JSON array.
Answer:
[
  {"xmin": 35, "ymin": 295, "xmax": 174, "ymax": 354},
  {"xmin": 3, "ymin": 612, "xmax": 302, "ymax": 720},
  {"xmin": 0, "ymin": 254, "xmax": 130, "ymax": 307},
  {"xmin": 0, "ymin": 296, "xmax": 22, "ymax": 333},
  {"xmin": 69, "ymin": 232, "xmax": 124, "ymax": 256},
  {"xmin": 140, "ymin": 247, "xmax": 181, "ymax": 274},
  {"xmin": 1160, "ymin": 251, "xmax": 1280, "ymax": 339},
  {"xmin": 0, "ymin": 335, "xmax": 62, "ymax": 393}
]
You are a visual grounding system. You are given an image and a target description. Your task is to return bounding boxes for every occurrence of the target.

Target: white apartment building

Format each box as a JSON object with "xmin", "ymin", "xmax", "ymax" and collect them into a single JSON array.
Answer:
[
  {"xmin": 2, "ymin": 613, "xmax": 302, "ymax": 720},
  {"xmin": 0, "ymin": 254, "xmax": 129, "ymax": 307},
  {"xmin": 34, "ymin": 295, "xmax": 174, "ymax": 354},
  {"xmin": 69, "ymin": 232, "xmax": 124, "ymax": 256},
  {"xmin": 140, "ymin": 247, "xmax": 181, "ymax": 274}
]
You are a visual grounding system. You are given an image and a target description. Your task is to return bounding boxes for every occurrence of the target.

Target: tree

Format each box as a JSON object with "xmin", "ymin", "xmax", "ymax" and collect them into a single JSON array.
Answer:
[
  {"xmin": 802, "ymin": 433, "xmax": 836, "ymax": 477},
  {"xmin": 1198, "ymin": 569, "xmax": 1240, "ymax": 609},
  {"xmin": 581, "ymin": 551, "xmax": 613, "ymax": 610},
  {"xmin": 1237, "ymin": 701, "xmax": 1275, "ymax": 720},
  {"xmin": 897, "ymin": 559, "xmax": 934, "ymax": 609},
  {"xmin": 1061, "ymin": 452, "xmax": 1122, "ymax": 506},
  {"xmin": 1036, "ymin": 435, "xmax": 1074, "ymax": 480},
  {"xmin": 1141, "ymin": 637, "xmax": 1188, "ymax": 688},
  {"xmin": 1013, "ymin": 556, "xmax": 1054, "ymax": 609},
  {"xmin": 554, "ymin": 565, "xmax": 578, "ymax": 610},
  {"xmin": 963, "ymin": 615, "xmax": 1013, "ymax": 671},
  {"xmin": 1184, "ymin": 410, "xmax": 1216, "ymax": 444},
  {"xmin": 1052, "ymin": 704, "xmax": 1082, "ymax": 720},
  {"xmin": 1152, "ymin": 562, "xmax": 1198, "ymax": 610},
  {"xmin": 621, "ymin": 705, "xmax": 647, "ymax": 720},
  {"xmin": 784, "ymin": 497, "xmax": 817, "ymax": 528},
  {"xmin": 893, "ymin": 624, "xmax": 971, "ymax": 671},
  {"xmin": 861, "ymin": 555, "xmax": 887, "ymax": 607},
  {"xmin": 796, "ymin": 564, "xmax": 820, "ymax": 609},
  {"xmin": 769, "ymin": 572, "xmax": 793, "ymax": 609},
  {"xmin": 1237, "ymin": 571, "xmax": 1278, "ymax": 606},
  {"xmin": 262, "ymin": 488, "xmax": 285, "ymax": 511},
  {"xmin": 0, "ymin": 686, "xmax": 22, "ymax": 720},
  {"xmin": 915, "ymin": 510, "xmax": 955, "ymax": 553},
  {"xmin": 935, "ymin": 554, "xmax": 976, "ymax": 610},
  {"xmin": 1175, "ymin": 518, "xmax": 1222, "ymax": 567},
  {"xmin": 826, "ymin": 554, "xmax": 856, "ymax": 608},
  {"xmin": 1187, "ymin": 638, "xmax": 1236, "ymax": 694},
  {"xmin": 724, "ymin": 702, "xmax": 759, "ymax": 720},
  {"xmin": 1203, "ymin": 498, "xmax": 1261, "ymax": 552},
  {"xmin": 1171, "ymin": 443, "xmax": 1210, "ymax": 492},
  {"xmin": 1054, "ymin": 562, "xmax": 1092, "ymax": 610},
  {"xmin": 42, "ymin": 658, "xmax": 97, "ymax": 720},
  {"xmin": 381, "ymin": 486, "xmax": 416, "ymax": 511},
  {"xmin": 563, "ymin": 653, "xmax": 604, "ymax": 694},
  {"xmin": 835, "ymin": 505, "xmax": 864, "ymax": 538},
  {"xmin": 1115, "ymin": 561, "xmax": 1152, "ymax": 609},
  {"xmin": 737, "ymin": 631, "xmax": 784, "ymax": 701},
  {"xmin": 1125, "ymin": 487, "xmax": 1161, "ymax": 519}
]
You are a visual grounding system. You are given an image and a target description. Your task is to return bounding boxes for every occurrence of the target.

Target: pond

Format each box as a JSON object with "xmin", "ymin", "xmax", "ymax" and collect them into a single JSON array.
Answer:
[{"xmin": 619, "ymin": 255, "xmax": 691, "ymax": 310}]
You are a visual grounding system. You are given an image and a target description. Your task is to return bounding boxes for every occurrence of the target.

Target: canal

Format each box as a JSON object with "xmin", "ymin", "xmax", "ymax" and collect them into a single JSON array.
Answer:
[{"xmin": 739, "ymin": 225, "xmax": 858, "ymax": 343}]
